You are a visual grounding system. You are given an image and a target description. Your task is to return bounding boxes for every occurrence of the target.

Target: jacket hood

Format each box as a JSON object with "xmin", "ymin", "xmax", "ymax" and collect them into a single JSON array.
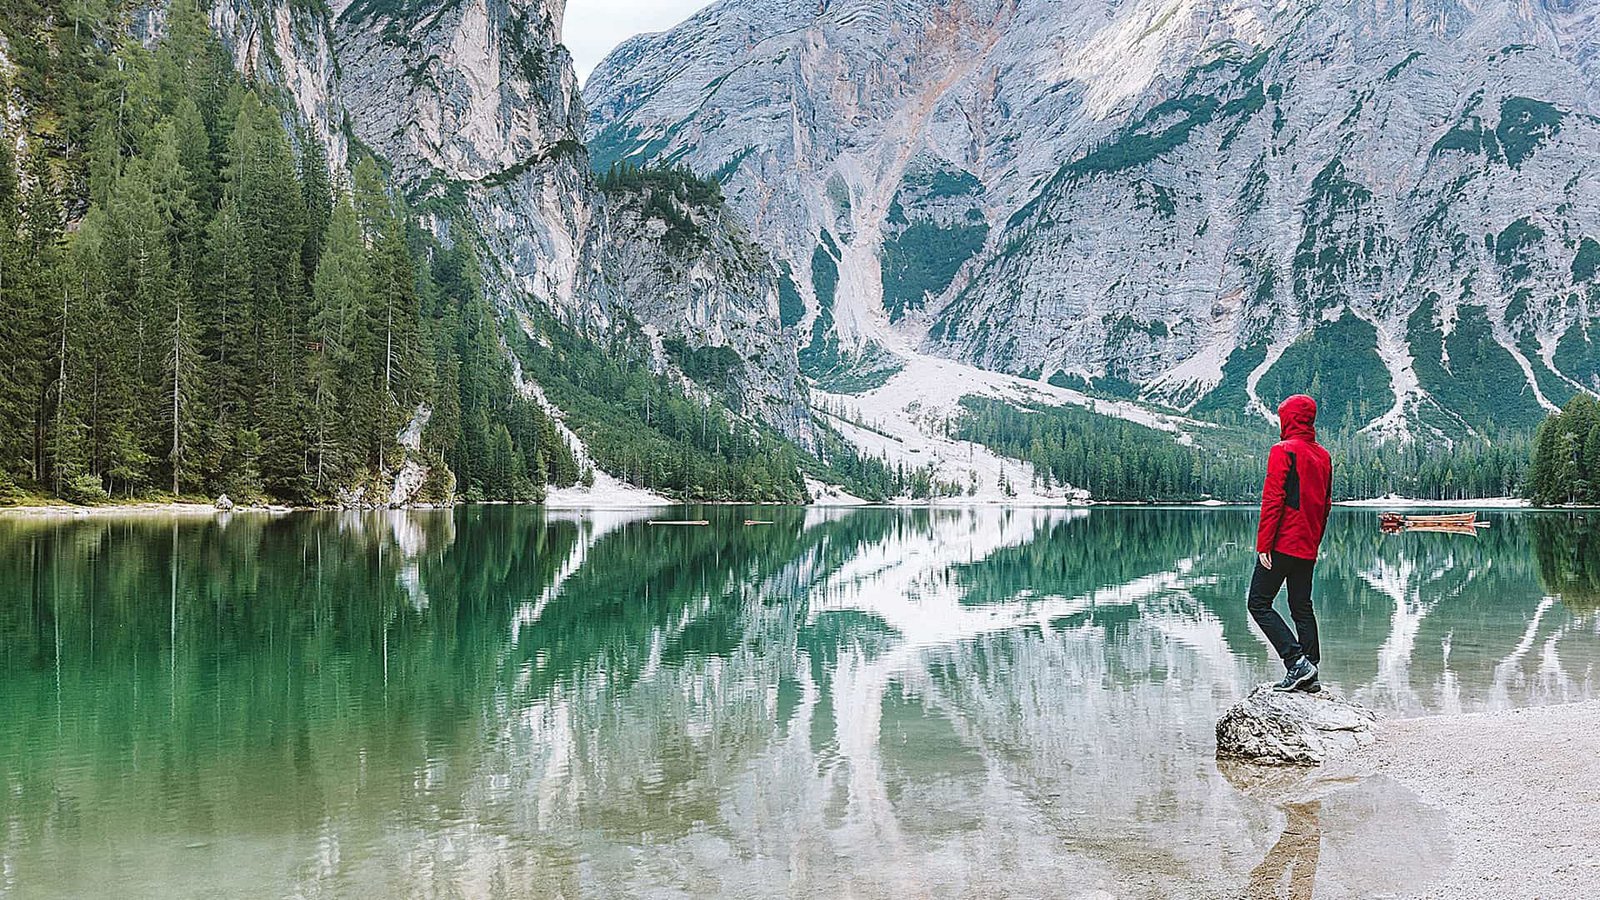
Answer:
[{"xmin": 1278, "ymin": 395, "xmax": 1318, "ymax": 441}]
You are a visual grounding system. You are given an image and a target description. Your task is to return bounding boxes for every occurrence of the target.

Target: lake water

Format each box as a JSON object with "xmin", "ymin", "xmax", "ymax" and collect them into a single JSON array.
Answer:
[{"xmin": 2, "ymin": 506, "xmax": 1597, "ymax": 898}]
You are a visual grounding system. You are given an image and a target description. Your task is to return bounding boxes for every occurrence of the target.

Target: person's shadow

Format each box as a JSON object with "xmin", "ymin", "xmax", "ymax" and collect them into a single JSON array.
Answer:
[{"xmin": 1243, "ymin": 800, "xmax": 1322, "ymax": 899}]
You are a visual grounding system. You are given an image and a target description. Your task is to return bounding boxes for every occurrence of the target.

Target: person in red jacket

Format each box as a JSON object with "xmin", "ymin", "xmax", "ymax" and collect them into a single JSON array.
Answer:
[{"xmin": 1249, "ymin": 394, "xmax": 1333, "ymax": 692}]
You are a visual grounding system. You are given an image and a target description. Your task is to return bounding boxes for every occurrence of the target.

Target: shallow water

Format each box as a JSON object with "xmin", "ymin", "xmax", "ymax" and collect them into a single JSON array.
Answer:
[{"xmin": 1, "ymin": 506, "xmax": 1596, "ymax": 898}]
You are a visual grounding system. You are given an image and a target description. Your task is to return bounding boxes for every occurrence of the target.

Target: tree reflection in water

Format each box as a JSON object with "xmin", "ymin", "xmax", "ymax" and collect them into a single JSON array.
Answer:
[
  {"xmin": 1534, "ymin": 512, "xmax": 1600, "ymax": 610},
  {"xmin": 0, "ymin": 506, "xmax": 1587, "ymax": 898}
]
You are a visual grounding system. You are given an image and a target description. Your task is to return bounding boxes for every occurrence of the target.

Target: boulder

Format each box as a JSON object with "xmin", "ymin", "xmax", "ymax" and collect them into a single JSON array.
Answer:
[
  {"xmin": 334, "ymin": 485, "xmax": 369, "ymax": 509},
  {"xmin": 1216, "ymin": 685, "xmax": 1377, "ymax": 766},
  {"xmin": 214, "ymin": 494, "xmax": 234, "ymax": 511},
  {"xmin": 388, "ymin": 458, "xmax": 429, "ymax": 507}
]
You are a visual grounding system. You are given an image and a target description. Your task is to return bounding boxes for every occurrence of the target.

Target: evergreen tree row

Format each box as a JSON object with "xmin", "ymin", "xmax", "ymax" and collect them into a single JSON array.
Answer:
[
  {"xmin": 956, "ymin": 398, "xmax": 1262, "ymax": 501},
  {"xmin": 957, "ymin": 397, "xmax": 1532, "ymax": 502},
  {"xmin": 1325, "ymin": 429, "xmax": 1529, "ymax": 502},
  {"xmin": 0, "ymin": 1, "xmax": 578, "ymax": 505},
  {"xmin": 1528, "ymin": 394, "xmax": 1600, "ymax": 506}
]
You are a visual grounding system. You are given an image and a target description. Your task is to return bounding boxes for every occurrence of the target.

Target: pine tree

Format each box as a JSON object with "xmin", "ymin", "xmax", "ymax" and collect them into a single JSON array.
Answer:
[
  {"xmin": 299, "ymin": 131, "xmax": 332, "ymax": 280},
  {"xmin": 17, "ymin": 148, "xmax": 87, "ymax": 493},
  {"xmin": 487, "ymin": 423, "xmax": 515, "ymax": 499},
  {"xmin": 171, "ymin": 98, "xmax": 215, "ymax": 212},
  {"xmin": 1585, "ymin": 423, "xmax": 1600, "ymax": 505},
  {"xmin": 0, "ymin": 139, "xmax": 34, "ymax": 480},
  {"xmin": 1528, "ymin": 395, "xmax": 1600, "ymax": 506},
  {"xmin": 309, "ymin": 196, "xmax": 369, "ymax": 490},
  {"xmin": 166, "ymin": 286, "xmax": 206, "ymax": 494}
]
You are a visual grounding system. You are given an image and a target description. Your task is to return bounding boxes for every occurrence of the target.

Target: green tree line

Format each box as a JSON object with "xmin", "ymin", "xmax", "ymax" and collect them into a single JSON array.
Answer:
[
  {"xmin": 957, "ymin": 396, "xmax": 1531, "ymax": 502},
  {"xmin": 0, "ymin": 0, "xmax": 578, "ymax": 505},
  {"xmin": 956, "ymin": 397, "xmax": 1264, "ymax": 501},
  {"xmin": 1528, "ymin": 393, "xmax": 1600, "ymax": 506}
]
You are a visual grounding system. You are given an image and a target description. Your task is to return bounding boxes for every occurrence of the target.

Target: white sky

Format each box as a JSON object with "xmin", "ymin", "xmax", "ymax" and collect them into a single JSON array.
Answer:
[{"xmin": 564, "ymin": 1, "xmax": 712, "ymax": 85}]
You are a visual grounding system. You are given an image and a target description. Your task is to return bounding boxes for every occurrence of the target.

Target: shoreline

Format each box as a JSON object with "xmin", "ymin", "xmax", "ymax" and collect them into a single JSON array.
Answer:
[
  {"xmin": 1326, "ymin": 700, "xmax": 1600, "ymax": 898},
  {"xmin": 0, "ymin": 502, "xmax": 265, "ymax": 519},
  {"xmin": 2, "ymin": 496, "xmax": 1588, "ymax": 519},
  {"xmin": 1334, "ymin": 495, "xmax": 1531, "ymax": 509}
]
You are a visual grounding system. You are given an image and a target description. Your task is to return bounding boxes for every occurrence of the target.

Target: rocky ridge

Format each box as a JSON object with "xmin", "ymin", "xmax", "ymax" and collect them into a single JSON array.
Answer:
[
  {"xmin": 585, "ymin": 0, "xmax": 1600, "ymax": 443},
  {"xmin": 198, "ymin": 0, "xmax": 812, "ymax": 445}
]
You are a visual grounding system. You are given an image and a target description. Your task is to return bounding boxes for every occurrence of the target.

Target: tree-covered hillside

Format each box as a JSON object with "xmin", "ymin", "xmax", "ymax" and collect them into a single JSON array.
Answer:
[
  {"xmin": 1528, "ymin": 394, "xmax": 1600, "ymax": 506},
  {"xmin": 956, "ymin": 396, "xmax": 1530, "ymax": 503},
  {"xmin": 0, "ymin": 1, "xmax": 587, "ymax": 505}
]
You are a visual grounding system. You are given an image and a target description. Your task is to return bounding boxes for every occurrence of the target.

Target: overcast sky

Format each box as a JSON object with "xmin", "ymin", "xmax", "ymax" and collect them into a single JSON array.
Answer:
[{"xmin": 565, "ymin": 1, "xmax": 712, "ymax": 85}]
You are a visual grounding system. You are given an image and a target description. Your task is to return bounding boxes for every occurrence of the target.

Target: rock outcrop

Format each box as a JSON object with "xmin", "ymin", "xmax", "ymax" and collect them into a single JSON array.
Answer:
[
  {"xmin": 1216, "ymin": 685, "xmax": 1377, "ymax": 766},
  {"xmin": 598, "ymin": 176, "xmax": 813, "ymax": 441}
]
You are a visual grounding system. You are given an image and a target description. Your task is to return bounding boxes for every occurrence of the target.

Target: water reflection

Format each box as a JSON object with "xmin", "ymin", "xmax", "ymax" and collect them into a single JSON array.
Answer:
[
  {"xmin": 1246, "ymin": 801, "xmax": 1320, "ymax": 900},
  {"xmin": 0, "ymin": 507, "xmax": 1593, "ymax": 897}
]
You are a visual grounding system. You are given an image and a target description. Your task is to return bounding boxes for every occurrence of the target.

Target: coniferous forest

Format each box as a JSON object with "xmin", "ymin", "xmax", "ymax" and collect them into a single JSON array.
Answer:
[
  {"xmin": 956, "ymin": 397, "xmax": 1532, "ymax": 503},
  {"xmin": 0, "ymin": 0, "xmax": 579, "ymax": 505},
  {"xmin": 1528, "ymin": 394, "xmax": 1600, "ymax": 507}
]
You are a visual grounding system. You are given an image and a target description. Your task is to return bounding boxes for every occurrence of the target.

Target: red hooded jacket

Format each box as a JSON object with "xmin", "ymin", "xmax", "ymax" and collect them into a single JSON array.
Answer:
[{"xmin": 1256, "ymin": 395, "xmax": 1333, "ymax": 560}]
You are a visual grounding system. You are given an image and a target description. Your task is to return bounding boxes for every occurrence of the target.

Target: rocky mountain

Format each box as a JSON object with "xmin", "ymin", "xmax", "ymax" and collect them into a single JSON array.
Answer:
[
  {"xmin": 200, "ymin": 0, "xmax": 811, "ymax": 442},
  {"xmin": 10, "ymin": 0, "xmax": 1573, "ymax": 504},
  {"xmin": 585, "ymin": 0, "xmax": 1600, "ymax": 444}
]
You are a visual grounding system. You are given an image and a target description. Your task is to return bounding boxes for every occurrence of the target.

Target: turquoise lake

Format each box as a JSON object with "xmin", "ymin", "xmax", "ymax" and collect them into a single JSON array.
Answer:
[{"xmin": 1, "ymin": 506, "xmax": 1597, "ymax": 898}]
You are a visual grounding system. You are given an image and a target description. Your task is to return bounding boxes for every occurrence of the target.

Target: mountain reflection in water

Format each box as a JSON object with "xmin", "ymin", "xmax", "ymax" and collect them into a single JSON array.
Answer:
[{"xmin": 0, "ymin": 507, "xmax": 1594, "ymax": 898}]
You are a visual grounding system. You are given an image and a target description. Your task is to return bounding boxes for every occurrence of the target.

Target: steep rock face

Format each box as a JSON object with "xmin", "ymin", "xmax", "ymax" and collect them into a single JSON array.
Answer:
[
  {"xmin": 331, "ymin": 0, "xmax": 602, "ymax": 316},
  {"xmin": 585, "ymin": 0, "xmax": 1600, "ymax": 440},
  {"xmin": 200, "ymin": 0, "xmax": 810, "ymax": 440},
  {"xmin": 943, "ymin": 1, "xmax": 1600, "ymax": 441},
  {"xmin": 201, "ymin": 0, "xmax": 598, "ymax": 312},
  {"xmin": 598, "ymin": 175, "xmax": 811, "ymax": 436},
  {"xmin": 587, "ymin": 0, "xmax": 1027, "ymax": 370}
]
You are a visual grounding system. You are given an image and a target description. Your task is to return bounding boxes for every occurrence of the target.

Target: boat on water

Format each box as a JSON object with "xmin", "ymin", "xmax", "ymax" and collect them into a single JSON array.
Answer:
[{"xmin": 1379, "ymin": 512, "xmax": 1490, "ymax": 535}]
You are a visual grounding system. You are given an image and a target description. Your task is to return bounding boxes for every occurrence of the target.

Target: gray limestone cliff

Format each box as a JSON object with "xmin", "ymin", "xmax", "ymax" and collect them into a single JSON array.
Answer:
[
  {"xmin": 585, "ymin": 0, "xmax": 1600, "ymax": 441},
  {"xmin": 197, "ymin": 0, "xmax": 811, "ymax": 445}
]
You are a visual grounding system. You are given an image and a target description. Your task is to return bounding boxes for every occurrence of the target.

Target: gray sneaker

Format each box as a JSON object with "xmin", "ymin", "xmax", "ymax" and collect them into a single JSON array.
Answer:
[
  {"xmin": 1273, "ymin": 657, "xmax": 1318, "ymax": 692},
  {"xmin": 1296, "ymin": 676, "xmax": 1322, "ymax": 694}
]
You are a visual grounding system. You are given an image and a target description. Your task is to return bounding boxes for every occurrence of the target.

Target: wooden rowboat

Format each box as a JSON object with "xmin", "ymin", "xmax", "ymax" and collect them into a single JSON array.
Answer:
[
  {"xmin": 1399, "ymin": 513, "xmax": 1481, "ymax": 526},
  {"xmin": 1379, "ymin": 512, "xmax": 1490, "ymax": 535}
]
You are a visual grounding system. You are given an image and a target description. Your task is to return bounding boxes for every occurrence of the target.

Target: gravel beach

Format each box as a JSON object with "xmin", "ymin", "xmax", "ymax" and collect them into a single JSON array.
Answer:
[
  {"xmin": 0, "ymin": 502, "xmax": 228, "ymax": 518},
  {"xmin": 1331, "ymin": 700, "xmax": 1600, "ymax": 899}
]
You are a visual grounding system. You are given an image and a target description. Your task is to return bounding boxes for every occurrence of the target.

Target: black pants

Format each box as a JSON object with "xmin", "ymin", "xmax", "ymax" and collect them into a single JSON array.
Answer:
[{"xmin": 1247, "ymin": 551, "xmax": 1319, "ymax": 666}]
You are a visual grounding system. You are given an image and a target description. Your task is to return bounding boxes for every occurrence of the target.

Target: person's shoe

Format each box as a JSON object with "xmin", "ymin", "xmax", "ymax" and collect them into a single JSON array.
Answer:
[
  {"xmin": 1295, "ymin": 676, "xmax": 1322, "ymax": 694},
  {"xmin": 1273, "ymin": 656, "xmax": 1318, "ymax": 692}
]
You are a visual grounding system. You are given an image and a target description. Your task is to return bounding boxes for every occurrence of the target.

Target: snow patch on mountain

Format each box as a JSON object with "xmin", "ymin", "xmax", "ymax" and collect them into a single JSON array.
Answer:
[
  {"xmin": 1362, "ymin": 320, "xmax": 1426, "ymax": 445},
  {"xmin": 814, "ymin": 348, "xmax": 1211, "ymax": 502}
]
